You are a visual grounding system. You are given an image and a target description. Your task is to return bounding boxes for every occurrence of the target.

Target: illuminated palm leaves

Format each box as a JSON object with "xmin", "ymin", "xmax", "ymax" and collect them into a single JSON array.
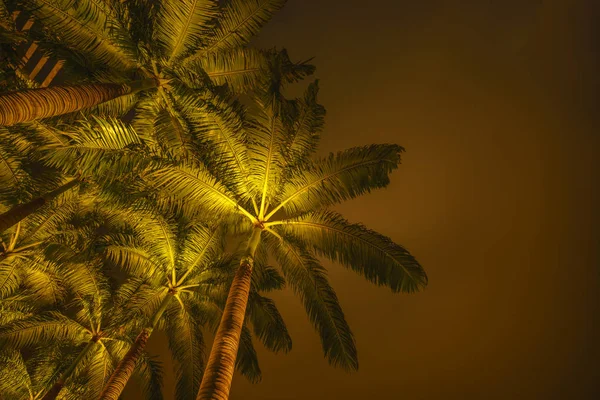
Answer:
[
  {"xmin": 99, "ymin": 211, "xmax": 269, "ymax": 393},
  {"xmin": 155, "ymin": 68, "xmax": 426, "ymax": 375},
  {"xmin": 2, "ymin": 0, "xmax": 286, "ymax": 127}
]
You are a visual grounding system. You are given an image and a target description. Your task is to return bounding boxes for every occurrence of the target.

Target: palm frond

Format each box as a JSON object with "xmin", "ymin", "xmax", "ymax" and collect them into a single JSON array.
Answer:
[
  {"xmin": 0, "ymin": 254, "xmax": 23, "ymax": 299},
  {"xmin": 189, "ymin": 0, "xmax": 286, "ymax": 57},
  {"xmin": 149, "ymin": 163, "xmax": 253, "ymax": 221},
  {"xmin": 0, "ymin": 311, "xmax": 89, "ymax": 349},
  {"xmin": 104, "ymin": 243, "xmax": 166, "ymax": 285},
  {"xmin": 133, "ymin": 352, "xmax": 164, "ymax": 400},
  {"xmin": 267, "ymin": 234, "xmax": 358, "ymax": 371},
  {"xmin": 22, "ymin": 0, "xmax": 137, "ymax": 71},
  {"xmin": 156, "ymin": 0, "xmax": 218, "ymax": 63},
  {"xmin": 283, "ymin": 80, "xmax": 325, "ymax": 164},
  {"xmin": 235, "ymin": 324, "xmax": 261, "ymax": 383},
  {"xmin": 271, "ymin": 210, "xmax": 427, "ymax": 293},
  {"xmin": 178, "ymin": 224, "xmax": 224, "ymax": 283},
  {"xmin": 247, "ymin": 290, "xmax": 292, "ymax": 353},
  {"xmin": 193, "ymin": 93, "xmax": 255, "ymax": 198},
  {"xmin": 0, "ymin": 350, "xmax": 32, "ymax": 397},
  {"xmin": 165, "ymin": 299, "xmax": 206, "ymax": 398},
  {"xmin": 266, "ymin": 144, "xmax": 404, "ymax": 219},
  {"xmin": 246, "ymin": 97, "xmax": 289, "ymax": 219},
  {"xmin": 191, "ymin": 47, "xmax": 266, "ymax": 92},
  {"xmin": 40, "ymin": 117, "xmax": 147, "ymax": 181}
]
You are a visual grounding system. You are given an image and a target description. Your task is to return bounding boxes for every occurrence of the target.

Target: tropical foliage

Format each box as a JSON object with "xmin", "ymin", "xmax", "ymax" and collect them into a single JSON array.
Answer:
[{"xmin": 0, "ymin": 0, "xmax": 427, "ymax": 399}]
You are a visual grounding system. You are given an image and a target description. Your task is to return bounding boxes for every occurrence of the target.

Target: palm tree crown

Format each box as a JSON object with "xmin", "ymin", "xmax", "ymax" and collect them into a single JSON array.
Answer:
[{"xmin": 149, "ymin": 62, "xmax": 427, "ymax": 398}]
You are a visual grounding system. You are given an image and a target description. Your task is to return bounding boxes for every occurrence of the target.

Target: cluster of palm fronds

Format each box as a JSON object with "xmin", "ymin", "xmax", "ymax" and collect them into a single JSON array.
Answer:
[{"xmin": 0, "ymin": 1, "xmax": 427, "ymax": 399}]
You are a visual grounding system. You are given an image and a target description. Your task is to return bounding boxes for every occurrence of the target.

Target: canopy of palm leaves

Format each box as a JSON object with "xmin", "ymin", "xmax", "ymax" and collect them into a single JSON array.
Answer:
[
  {"xmin": 0, "ymin": 0, "xmax": 288, "ymax": 127},
  {"xmin": 0, "ymin": 1, "xmax": 427, "ymax": 399}
]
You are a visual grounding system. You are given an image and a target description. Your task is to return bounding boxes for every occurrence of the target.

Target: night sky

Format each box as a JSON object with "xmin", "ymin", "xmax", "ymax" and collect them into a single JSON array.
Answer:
[{"xmin": 127, "ymin": 1, "xmax": 600, "ymax": 398}]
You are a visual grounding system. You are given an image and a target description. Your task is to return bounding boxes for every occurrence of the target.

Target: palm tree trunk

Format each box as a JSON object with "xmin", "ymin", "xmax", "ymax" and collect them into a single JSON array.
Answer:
[
  {"xmin": 41, "ymin": 339, "xmax": 97, "ymax": 400},
  {"xmin": 0, "ymin": 78, "xmax": 159, "ymax": 126},
  {"xmin": 197, "ymin": 226, "xmax": 262, "ymax": 400},
  {"xmin": 0, "ymin": 178, "xmax": 79, "ymax": 233},
  {"xmin": 99, "ymin": 294, "xmax": 172, "ymax": 400}
]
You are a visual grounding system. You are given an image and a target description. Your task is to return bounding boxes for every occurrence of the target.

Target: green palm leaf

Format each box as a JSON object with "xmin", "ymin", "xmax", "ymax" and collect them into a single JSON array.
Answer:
[
  {"xmin": 267, "ymin": 234, "xmax": 358, "ymax": 371},
  {"xmin": 190, "ymin": 0, "xmax": 286, "ymax": 57},
  {"xmin": 0, "ymin": 311, "xmax": 89, "ymax": 349},
  {"xmin": 166, "ymin": 299, "xmax": 206, "ymax": 399},
  {"xmin": 149, "ymin": 163, "xmax": 253, "ymax": 221},
  {"xmin": 266, "ymin": 144, "xmax": 404, "ymax": 219},
  {"xmin": 20, "ymin": 0, "xmax": 137, "ymax": 71},
  {"xmin": 192, "ymin": 47, "xmax": 266, "ymax": 92},
  {"xmin": 235, "ymin": 324, "xmax": 262, "ymax": 383},
  {"xmin": 247, "ymin": 290, "xmax": 292, "ymax": 353},
  {"xmin": 271, "ymin": 210, "xmax": 427, "ymax": 293},
  {"xmin": 156, "ymin": 0, "xmax": 218, "ymax": 63}
]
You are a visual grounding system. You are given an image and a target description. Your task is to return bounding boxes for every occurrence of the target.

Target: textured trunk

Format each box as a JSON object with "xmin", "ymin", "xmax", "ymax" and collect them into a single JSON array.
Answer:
[
  {"xmin": 197, "ymin": 227, "xmax": 262, "ymax": 400},
  {"xmin": 41, "ymin": 339, "xmax": 97, "ymax": 400},
  {"xmin": 0, "ymin": 178, "xmax": 79, "ymax": 233},
  {"xmin": 0, "ymin": 78, "xmax": 159, "ymax": 126},
  {"xmin": 99, "ymin": 295, "xmax": 172, "ymax": 400}
]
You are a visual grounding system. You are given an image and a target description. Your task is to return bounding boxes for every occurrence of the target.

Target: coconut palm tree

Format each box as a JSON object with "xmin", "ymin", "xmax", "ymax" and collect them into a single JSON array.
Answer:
[
  {"xmin": 149, "ymin": 71, "xmax": 428, "ymax": 398},
  {"xmin": 0, "ymin": 204, "xmax": 164, "ymax": 400},
  {"xmin": 0, "ymin": 293, "xmax": 163, "ymax": 400},
  {"xmin": 0, "ymin": 0, "xmax": 288, "ymax": 126},
  {"xmin": 96, "ymin": 209, "xmax": 290, "ymax": 399}
]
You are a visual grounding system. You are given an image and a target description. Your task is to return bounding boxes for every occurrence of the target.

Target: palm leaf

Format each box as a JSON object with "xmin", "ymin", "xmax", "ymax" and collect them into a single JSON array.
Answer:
[
  {"xmin": 0, "ymin": 311, "xmax": 89, "ymax": 349},
  {"xmin": 235, "ymin": 324, "xmax": 261, "ymax": 383},
  {"xmin": 267, "ymin": 234, "xmax": 358, "ymax": 371},
  {"xmin": 192, "ymin": 47, "xmax": 266, "ymax": 92},
  {"xmin": 149, "ymin": 163, "xmax": 253, "ymax": 221},
  {"xmin": 271, "ymin": 210, "xmax": 427, "ymax": 293},
  {"xmin": 165, "ymin": 299, "xmax": 206, "ymax": 399},
  {"xmin": 283, "ymin": 80, "xmax": 325, "ymax": 164},
  {"xmin": 247, "ymin": 290, "xmax": 292, "ymax": 353},
  {"xmin": 266, "ymin": 144, "xmax": 404, "ymax": 219},
  {"xmin": 0, "ymin": 350, "xmax": 33, "ymax": 397},
  {"xmin": 22, "ymin": 0, "xmax": 137, "ymax": 71},
  {"xmin": 189, "ymin": 0, "xmax": 286, "ymax": 58},
  {"xmin": 156, "ymin": 0, "xmax": 218, "ymax": 63}
]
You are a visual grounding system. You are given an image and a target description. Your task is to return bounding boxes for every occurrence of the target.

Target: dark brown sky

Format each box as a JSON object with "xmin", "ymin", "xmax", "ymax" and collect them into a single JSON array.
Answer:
[{"xmin": 129, "ymin": 0, "xmax": 600, "ymax": 398}]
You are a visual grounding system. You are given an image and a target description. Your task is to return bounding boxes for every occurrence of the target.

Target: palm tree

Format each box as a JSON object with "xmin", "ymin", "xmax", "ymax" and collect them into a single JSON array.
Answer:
[
  {"xmin": 0, "ymin": 293, "xmax": 163, "ymax": 399},
  {"xmin": 150, "ymin": 74, "xmax": 428, "ymax": 399},
  {"xmin": 97, "ymin": 209, "xmax": 291, "ymax": 399},
  {"xmin": 0, "ymin": 0, "xmax": 288, "ymax": 126},
  {"xmin": 0, "ymin": 204, "xmax": 164, "ymax": 399}
]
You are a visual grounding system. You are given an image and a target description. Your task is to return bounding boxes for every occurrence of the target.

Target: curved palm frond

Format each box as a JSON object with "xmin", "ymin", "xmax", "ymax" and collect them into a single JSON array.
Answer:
[
  {"xmin": 267, "ymin": 233, "xmax": 358, "ymax": 371},
  {"xmin": 266, "ymin": 144, "xmax": 404, "ymax": 220},
  {"xmin": 156, "ymin": 0, "xmax": 218, "ymax": 63},
  {"xmin": 19, "ymin": 0, "xmax": 137, "ymax": 71},
  {"xmin": 282, "ymin": 80, "xmax": 325, "ymax": 164},
  {"xmin": 0, "ymin": 350, "xmax": 33, "ymax": 398},
  {"xmin": 187, "ymin": 0, "xmax": 286, "ymax": 60},
  {"xmin": 235, "ymin": 324, "xmax": 261, "ymax": 383},
  {"xmin": 270, "ymin": 210, "xmax": 427, "ymax": 293},
  {"xmin": 247, "ymin": 290, "xmax": 291, "ymax": 353},
  {"xmin": 40, "ymin": 117, "xmax": 148, "ymax": 181},
  {"xmin": 165, "ymin": 298, "xmax": 206, "ymax": 399},
  {"xmin": 0, "ymin": 311, "xmax": 89, "ymax": 349},
  {"xmin": 149, "ymin": 163, "xmax": 254, "ymax": 221},
  {"xmin": 192, "ymin": 47, "xmax": 266, "ymax": 92}
]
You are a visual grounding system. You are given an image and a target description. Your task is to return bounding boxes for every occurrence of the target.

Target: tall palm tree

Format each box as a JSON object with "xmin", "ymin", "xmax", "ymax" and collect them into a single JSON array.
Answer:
[
  {"xmin": 150, "ymin": 75, "xmax": 428, "ymax": 399},
  {"xmin": 0, "ymin": 0, "xmax": 288, "ymax": 126},
  {"xmin": 96, "ymin": 209, "xmax": 291, "ymax": 399}
]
